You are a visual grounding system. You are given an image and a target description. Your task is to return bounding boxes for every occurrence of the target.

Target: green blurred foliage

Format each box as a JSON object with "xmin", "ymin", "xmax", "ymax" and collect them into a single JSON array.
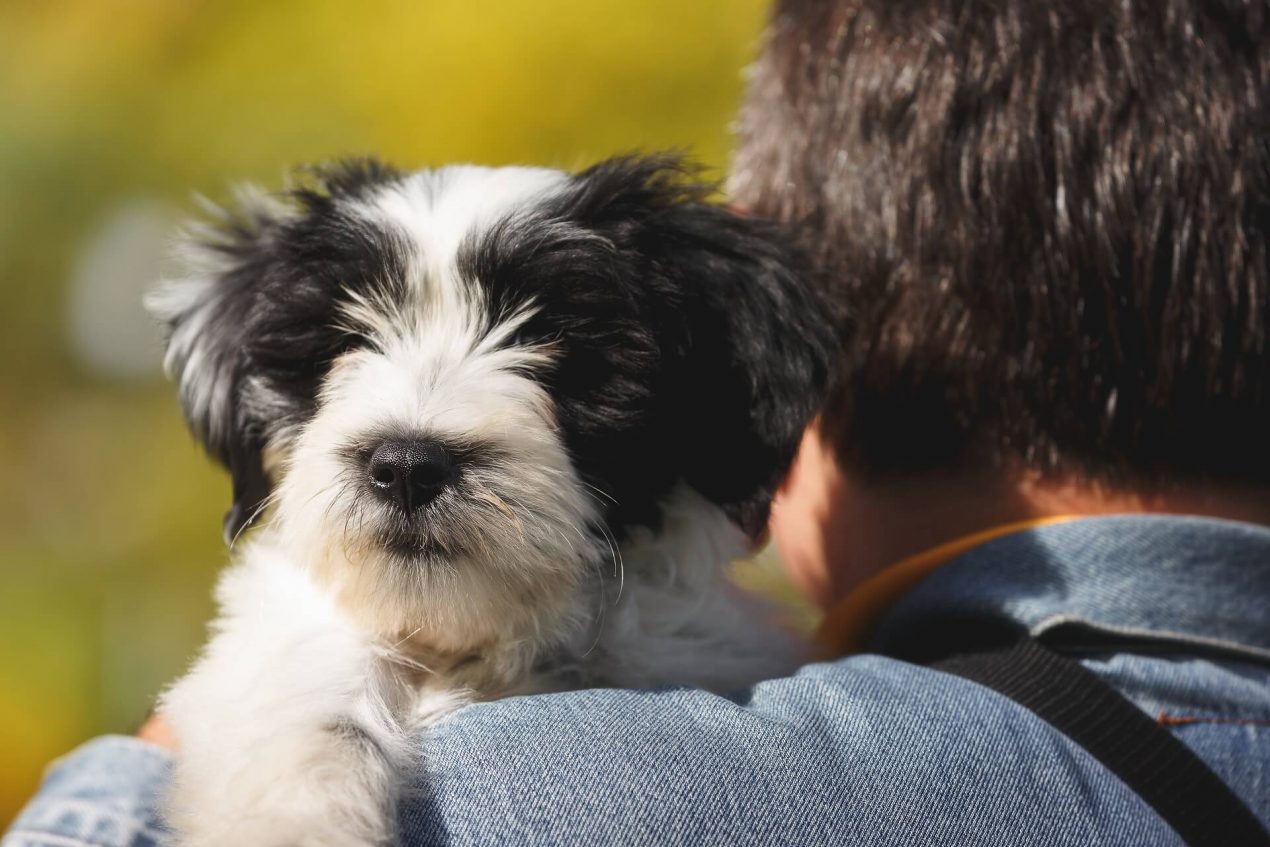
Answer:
[{"xmin": 0, "ymin": 0, "xmax": 811, "ymax": 824}]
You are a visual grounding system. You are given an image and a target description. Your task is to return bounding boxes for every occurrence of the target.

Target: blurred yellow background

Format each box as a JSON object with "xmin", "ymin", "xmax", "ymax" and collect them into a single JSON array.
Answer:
[{"xmin": 0, "ymin": 0, "xmax": 809, "ymax": 824}]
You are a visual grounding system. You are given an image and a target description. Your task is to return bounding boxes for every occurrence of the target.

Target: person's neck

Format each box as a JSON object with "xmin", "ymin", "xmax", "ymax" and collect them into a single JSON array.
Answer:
[{"xmin": 817, "ymin": 464, "xmax": 1270, "ymax": 610}]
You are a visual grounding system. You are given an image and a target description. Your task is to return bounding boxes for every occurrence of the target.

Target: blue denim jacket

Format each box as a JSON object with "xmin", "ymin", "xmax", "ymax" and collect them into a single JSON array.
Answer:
[{"xmin": 5, "ymin": 515, "xmax": 1269, "ymax": 846}]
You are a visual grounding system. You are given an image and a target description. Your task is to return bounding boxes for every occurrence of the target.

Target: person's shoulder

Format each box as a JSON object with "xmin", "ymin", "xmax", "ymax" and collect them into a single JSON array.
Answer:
[{"xmin": 407, "ymin": 657, "xmax": 1181, "ymax": 846}]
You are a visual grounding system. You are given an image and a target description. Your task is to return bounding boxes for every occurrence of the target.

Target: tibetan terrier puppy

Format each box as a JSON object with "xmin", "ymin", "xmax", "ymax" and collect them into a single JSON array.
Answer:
[{"xmin": 150, "ymin": 153, "xmax": 833, "ymax": 846}]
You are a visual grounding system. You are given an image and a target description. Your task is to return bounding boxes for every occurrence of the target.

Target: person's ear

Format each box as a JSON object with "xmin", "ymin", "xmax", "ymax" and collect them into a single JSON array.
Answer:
[{"xmin": 147, "ymin": 189, "xmax": 285, "ymax": 544}]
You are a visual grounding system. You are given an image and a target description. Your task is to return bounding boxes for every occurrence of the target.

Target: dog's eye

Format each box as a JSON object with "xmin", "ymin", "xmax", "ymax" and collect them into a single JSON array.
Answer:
[{"xmin": 250, "ymin": 323, "xmax": 362, "ymax": 379}]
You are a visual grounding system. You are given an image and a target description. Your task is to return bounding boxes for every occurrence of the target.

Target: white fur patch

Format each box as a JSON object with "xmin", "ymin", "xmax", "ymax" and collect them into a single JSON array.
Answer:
[{"xmin": 359, "ymin": 165, "xmax": 567, "ymax": 293}]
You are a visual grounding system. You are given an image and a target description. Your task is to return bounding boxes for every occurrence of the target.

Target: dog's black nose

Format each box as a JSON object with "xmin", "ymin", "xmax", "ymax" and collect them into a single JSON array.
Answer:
[{"xmin": 367, "ymin": 440, "xmax": 454, "ymax": 512}]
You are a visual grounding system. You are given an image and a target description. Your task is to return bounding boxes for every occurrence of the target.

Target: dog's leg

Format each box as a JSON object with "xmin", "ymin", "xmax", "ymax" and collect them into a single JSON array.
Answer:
[{"xmin": 161, "ymin": 542, "xmax": 411, "ymax": 847}]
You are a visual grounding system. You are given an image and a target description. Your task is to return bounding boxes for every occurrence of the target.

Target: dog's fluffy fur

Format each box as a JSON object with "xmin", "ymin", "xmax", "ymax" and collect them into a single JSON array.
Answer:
[{"xmin": 149, "ymin": 154, "xmax": 833, "ymax": 846}]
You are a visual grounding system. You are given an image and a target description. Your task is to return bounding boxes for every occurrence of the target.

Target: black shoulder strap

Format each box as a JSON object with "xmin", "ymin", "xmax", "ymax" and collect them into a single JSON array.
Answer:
[{"xmin": 934, "ymin": 639, "xmax": 1269, "ymax": 847}]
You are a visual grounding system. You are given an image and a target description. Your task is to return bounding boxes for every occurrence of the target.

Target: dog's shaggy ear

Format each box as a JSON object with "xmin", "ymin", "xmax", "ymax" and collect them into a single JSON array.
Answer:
[
  {"xmin": 147, "ymin": 189, "xmax": 285, "ymax": 545},
  {"xmin": 670, "ymin": 203, "xmax": 835, "ymax": 537},
  {"xmin": 567, "ymin": 155, "xmax": 837, "ymax": 537}
]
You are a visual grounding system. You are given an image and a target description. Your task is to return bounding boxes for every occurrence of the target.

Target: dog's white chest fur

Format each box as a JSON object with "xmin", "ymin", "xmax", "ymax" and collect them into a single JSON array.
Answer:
[{"xmin": 162, "ymin": 488, "xmax": 799, "ymax": 846}]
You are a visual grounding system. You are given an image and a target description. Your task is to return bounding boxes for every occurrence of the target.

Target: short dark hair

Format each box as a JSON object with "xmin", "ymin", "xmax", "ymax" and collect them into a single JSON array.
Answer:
[{"xmin": 732, "ymin": 0, "xmax": 1270, "ymax": 487}]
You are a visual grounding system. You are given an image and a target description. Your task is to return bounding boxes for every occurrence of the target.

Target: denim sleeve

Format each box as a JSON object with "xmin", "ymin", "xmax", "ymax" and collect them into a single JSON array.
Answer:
[
  {"xmin": 3, "ymin": 658, "xmax": 1188, "ymax": 846},
  {"xmin": 3, "ymin": 737, "xmax": 171, "ymax": 847}
]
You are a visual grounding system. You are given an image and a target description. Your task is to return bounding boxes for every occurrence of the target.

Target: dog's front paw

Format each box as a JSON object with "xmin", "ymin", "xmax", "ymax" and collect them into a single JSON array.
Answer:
[{"xmin": 166, "ymin": 729, "xmax": 401, "ymax": 847}]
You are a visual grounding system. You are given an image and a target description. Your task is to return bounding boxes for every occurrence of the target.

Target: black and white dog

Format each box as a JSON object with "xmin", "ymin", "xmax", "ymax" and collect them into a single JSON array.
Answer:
[{"xmin": 150, "ymin": 154, "xmax": 833, "ymax": 846}]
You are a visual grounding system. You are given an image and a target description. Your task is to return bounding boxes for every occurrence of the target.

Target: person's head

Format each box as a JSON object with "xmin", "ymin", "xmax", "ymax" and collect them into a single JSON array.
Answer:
[{"xmin": 732, "ymin": 0, "xmax": 1270, "ymax": 601}]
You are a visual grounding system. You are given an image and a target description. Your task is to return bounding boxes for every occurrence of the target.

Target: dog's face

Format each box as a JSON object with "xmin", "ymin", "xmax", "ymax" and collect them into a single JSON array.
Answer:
[{"xmin": 150, "ymin": 155, "xmax": 832, "ymax": 646}]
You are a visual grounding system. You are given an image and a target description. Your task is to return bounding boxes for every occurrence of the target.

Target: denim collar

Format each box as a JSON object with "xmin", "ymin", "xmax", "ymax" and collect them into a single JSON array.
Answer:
[{"xmin": 868, "ymin": 514, "xmax": 1270, "ymax": 665}]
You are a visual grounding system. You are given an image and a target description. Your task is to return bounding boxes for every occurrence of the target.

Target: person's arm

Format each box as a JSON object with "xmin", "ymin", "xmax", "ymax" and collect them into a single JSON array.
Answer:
[
  {"xmin": 4, "ymin": 658, "xmax": 1179, "ymax": 846},
  {"xmin": 3, "ymin": 736, "xmax": 172, "ymax": 847}
]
